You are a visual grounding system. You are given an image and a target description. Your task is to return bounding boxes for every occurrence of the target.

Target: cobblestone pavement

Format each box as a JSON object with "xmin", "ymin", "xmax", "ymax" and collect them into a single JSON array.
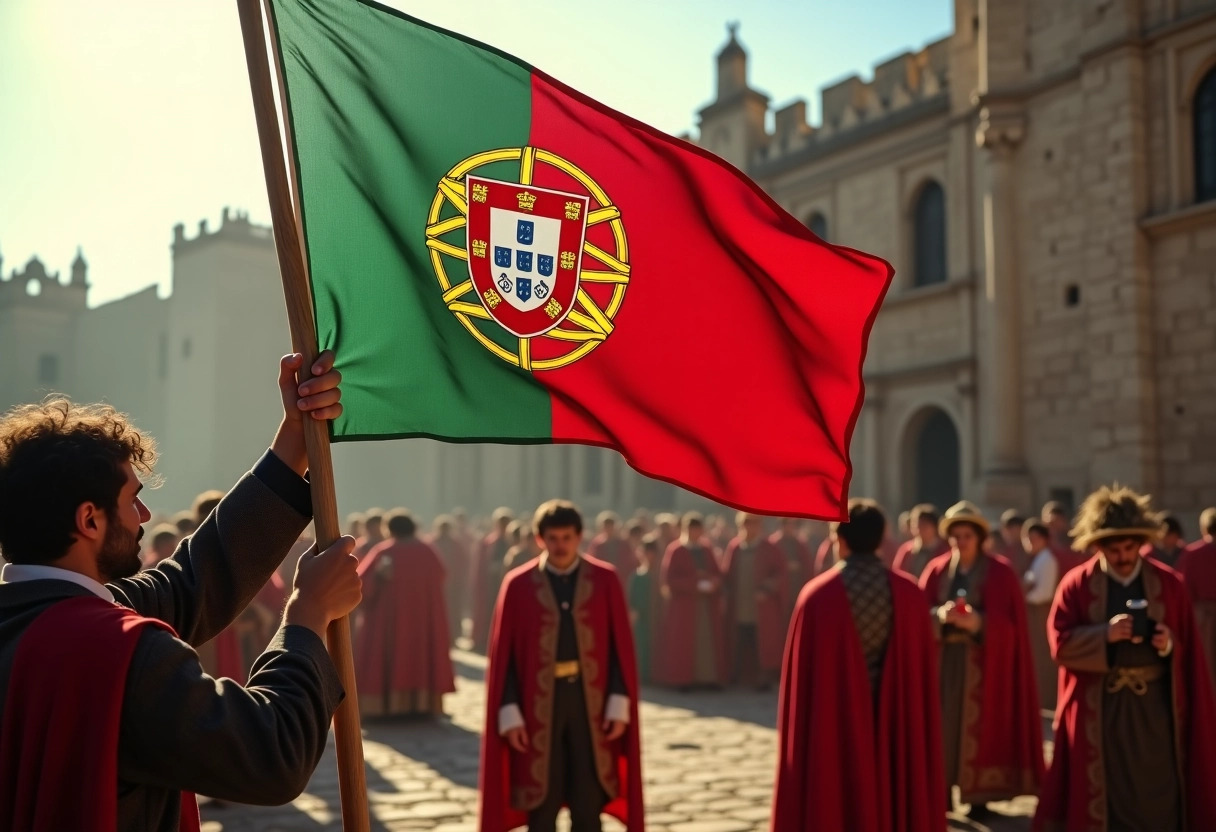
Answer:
[{"xmin": 202, "ymin": 650, "xmax": 1038, "ymax": 832}]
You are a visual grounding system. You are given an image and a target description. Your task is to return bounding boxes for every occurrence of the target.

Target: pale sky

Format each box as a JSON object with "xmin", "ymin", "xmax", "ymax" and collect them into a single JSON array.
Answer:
[{"xmin": 0, "ymin": 0, "xmax": 951, "ymax": 307}]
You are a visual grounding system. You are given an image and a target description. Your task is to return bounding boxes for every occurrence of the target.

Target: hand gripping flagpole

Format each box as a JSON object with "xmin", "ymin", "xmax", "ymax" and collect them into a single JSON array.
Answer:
[{"xmin": 235, "ymin": 0, "xmax": 370, "ymax": 829}]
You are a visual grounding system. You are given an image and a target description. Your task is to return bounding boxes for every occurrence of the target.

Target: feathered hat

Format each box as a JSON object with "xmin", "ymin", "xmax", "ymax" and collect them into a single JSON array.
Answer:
[{"xmin": 1069, "ymin": 484, "xmax": 1161, "ymax": 551}]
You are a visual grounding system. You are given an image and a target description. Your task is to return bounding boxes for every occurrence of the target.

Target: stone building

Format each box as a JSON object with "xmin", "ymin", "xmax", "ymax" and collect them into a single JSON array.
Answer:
[
  {"xmin": 696, "ymin": 0, "xmax": 1216, "ymax": 521},
  {"xmin": 2, "ymin": 0, "xmax": 1215, "ymax": 524}
]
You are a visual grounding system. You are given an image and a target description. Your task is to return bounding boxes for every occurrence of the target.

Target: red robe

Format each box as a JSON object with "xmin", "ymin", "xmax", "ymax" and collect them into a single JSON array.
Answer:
[
  {"xmin": 355, "ymin": 538, "xmax": 456, "ymax": 715},
  {"xmin": 721, "ymin": 537, "xmax": 789, "ymax": 673},
  {"xmin": 1034, "ymin": 556, "xmax": 1216, "ymax": 831},
  {"xmin": 590, "ymin": 534, "xmax": 637, "ymax": 589},
  {"xmin": 478, "ymin": 556, "xmax": 643, "ymax": 831},
  {"xmin": 812, "ymin": 536, "xmax": 836, "ymax": 575},
  {"xmin": 768, "ymin": 530, "xmax": 814, "ymax": 612},
  {"xmin": 472, "ymin": 531, "xmax": 510, "ymax": 652},
  {"xmin": 0, "ymin": 596, "xmax": 199, "ymax": 832},
  {"xmin": 920, "ymin": 553, "xmax": 1044, "ymax": 803},
  {"xmin": 772, "ymin": 568, "xmax": 945, "ymax": 832},
  {"xmin": 1051, "ymin": 542, "xmax": 1085, "ymax": 580},
  {"xmin": 892, "ymin": 538, "xmax": 950, "ymax": 580},
  {"xmin": 655, "ymin": 541, "xmax": 727, "ymax": 686},
  {"xmin": 1178, "ymin": 541, "xmax": 1216, "ymax": 688}
]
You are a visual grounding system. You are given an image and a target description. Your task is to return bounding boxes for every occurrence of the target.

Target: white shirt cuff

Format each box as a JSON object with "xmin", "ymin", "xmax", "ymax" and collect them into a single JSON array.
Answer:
[
  {"xmin": 498, "ymin": 703, "xmax": 525, "ymax": 735},
  {"xmin": 1158, "ymin": 637, "xmax": 1174, "ymax": 658},
  {"xmin": 605, "ymin": 693, "xmax": 630, "ymax": 724}
]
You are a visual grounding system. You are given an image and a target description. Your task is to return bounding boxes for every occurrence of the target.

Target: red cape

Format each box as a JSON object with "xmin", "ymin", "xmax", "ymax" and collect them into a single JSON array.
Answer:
[
  {"xmin": 355, "ymin": 538, "xmax": 456, "ymax": 706},
  {"xmin": 1034, "ymin": 556, "xmax": 1216, "ymax": 831},
  {"xmin": 892, "ymin": 539, "xmax": 949, "ymax": 580},
  {"xmin": 772, "ymin": 568, "xmax": 945, "ymax": 832},
  {"xmin": 768, "ymin": 530, "xmax": 814, "ymax": 589},
  {"xmin": 1179, "ymin": 540, "xmax": 1216, "ymax": 600},
  {"xmin": 654, "ymin": 541, "xmax": 727, "ymax": 686},
  {"xmin": 472, "ymin": 532, "xmax": 509, "ymax": 652},
  {"xmin": 590, "ymin": 534, "xmax": 637, "ymax": 588},
  {"xmin": 478, "ymin": 556, "xmax": 643, "ymax": 832},
  {"xmin": 1178, "ymin": 541, "xmax": 1216, "ymax": 687},
  {"xmin": 0, "ymin": 596, "xmax": 200, "ymax": 832},
  {"xmin": 921, "ymin": 553, "xmax": 1044, "ymax": 802},
  {"xmin": 813, "ymin": 537, "xmax": 836, "ymax": 575},
  {"xmin": 721, "ymin": 537, "xmax": 789, "ymax": 672}
]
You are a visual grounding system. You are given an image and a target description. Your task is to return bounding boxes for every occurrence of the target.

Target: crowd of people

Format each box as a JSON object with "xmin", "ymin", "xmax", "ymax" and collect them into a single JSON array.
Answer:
[
  {"xmin": 136, "ymin": 484, "xmax": 1216, "ymax": 830},
  {"xmin": 3, "ymin": 346, "xmax": 1215, "ymax": 831}
]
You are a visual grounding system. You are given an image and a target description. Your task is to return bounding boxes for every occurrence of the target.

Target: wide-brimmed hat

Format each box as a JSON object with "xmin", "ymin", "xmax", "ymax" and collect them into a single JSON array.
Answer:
[
  {"xmin": 1069, "ymin": 484, "xmax": 1161, "ymax": 551},
  {"xmin": 939, "ymin": 501, "xmax": 991, "ymax": 538}
]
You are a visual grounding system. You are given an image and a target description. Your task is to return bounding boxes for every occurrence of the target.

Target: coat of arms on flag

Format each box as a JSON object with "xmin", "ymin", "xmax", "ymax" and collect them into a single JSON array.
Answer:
[
  {"xmin": 424, "ymin": 147, "xmax": 631, "ymax": 372},
  {"xmin": 466, "ymin": 176, "xmax": 587, "ymax": 338}
]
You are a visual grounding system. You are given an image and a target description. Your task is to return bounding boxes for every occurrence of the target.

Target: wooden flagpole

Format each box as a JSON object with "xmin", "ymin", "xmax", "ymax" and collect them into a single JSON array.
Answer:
[{"xmin": 234, "ymin": 0, "xmax": 370, "ymax": 829}]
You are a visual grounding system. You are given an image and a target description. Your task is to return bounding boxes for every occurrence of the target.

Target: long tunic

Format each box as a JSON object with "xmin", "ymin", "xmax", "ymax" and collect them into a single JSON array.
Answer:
[
  {"xmin": 655, "ymin": 542, "xmax": 726, "ymax": 687},
  {"xmin": 921, "ymin": 553, "xmax": 1044, "ymax": 805},
  {"xmin": 1178, "ymin": 541, "xmax": 1216, "ymax": 690},
  {"xmin": 1103, "ymin": 573, "xmax": 1179, "ymax": 832}
]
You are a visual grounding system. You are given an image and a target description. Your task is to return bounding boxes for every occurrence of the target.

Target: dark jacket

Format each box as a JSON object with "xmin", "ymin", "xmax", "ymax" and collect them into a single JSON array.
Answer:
[{"xmin": 0, "ymin": 451, "xmax": 343, "ymax": 831}]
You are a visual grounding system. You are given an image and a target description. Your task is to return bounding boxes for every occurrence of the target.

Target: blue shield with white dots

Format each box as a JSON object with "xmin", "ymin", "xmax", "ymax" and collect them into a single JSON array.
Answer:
[
  {"xmin": 494, "ymin": 246, "xmax": 512, "ymax": 267},
  {"xmin": 516, "ymin": 278, "xmax": 532, "ymax": 302},
  {"xmin": 516, "ymin": 220, "xmax": 534, "ymax": 246},
  {"xmin": 516, "ymin": 251, "xmax": 533, "ymax": 272},
  {"xmin": 538, "ymin": 254, "xmax": 554, "ymax": 277}
]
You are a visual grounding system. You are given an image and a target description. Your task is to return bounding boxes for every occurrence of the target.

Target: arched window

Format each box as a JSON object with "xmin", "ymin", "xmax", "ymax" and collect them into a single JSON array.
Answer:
[
  {"xmin": 913, "ymin": 181, "xmax": 947, "ymax": 287},
  {"xmin": 806, "ymin": 211, "xmax": 828, "ymax": 241},
  {"xmin": 1196, "ymin": 67, "xmax": 1216, "ymax": 203}
]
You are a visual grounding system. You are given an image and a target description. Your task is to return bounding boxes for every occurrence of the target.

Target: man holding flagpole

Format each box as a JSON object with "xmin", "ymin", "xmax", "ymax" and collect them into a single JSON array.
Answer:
[{"xmin": 0, "ymin": 352, "xmax": 360, "ymax": 831}]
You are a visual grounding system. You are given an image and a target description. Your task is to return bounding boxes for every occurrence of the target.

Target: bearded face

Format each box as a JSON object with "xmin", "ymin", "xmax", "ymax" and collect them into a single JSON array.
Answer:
[{"xmin": 97, "ymin": 511, "xmax": 144, "ymax": 583}]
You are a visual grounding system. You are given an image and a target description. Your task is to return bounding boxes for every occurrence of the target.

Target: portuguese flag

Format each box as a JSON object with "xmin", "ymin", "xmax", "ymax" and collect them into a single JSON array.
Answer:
[{"xmin": 268, "ymin": 0, "xmax": 891, "ymax": 518}]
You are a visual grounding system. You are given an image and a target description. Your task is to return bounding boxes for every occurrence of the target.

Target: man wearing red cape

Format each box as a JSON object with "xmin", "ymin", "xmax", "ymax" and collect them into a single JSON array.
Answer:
[
  {"xmin": 1034, "ymin": 487, "xmax": 1216, "ymax": 832},
  {"xmin": 472, "ymin": 507, "xmax": 515, "ymax": 652},
  {"xmin": 768, "ymin": 518, "xmax": 814, "ymax": 621},
  {"xmin": 772, "ymin": 499, "xmax": 944, "ymax": 832},
  {"xmin": 355, "ymin": 510, "xmax": 456, "ymax": 717},
  {"xmin": 1178, "ymin": 507, "xmax": 1216, "ymax": 688},
  {"xmin": 920, "ymin": 502, "xmax": 1043, "ymax": 819},
  {"xmin": 479, "ymin": 500, "xmax": 643, "ymax": 832},
  {"xmin": 655, "ymin": 512, "xmax": 726, "ymax": 689},
  {"xmin": 589, "ymin": 512, "xmax": 636, "ymax": 590},
  {"xmin": 721, "ymin": 513, "xmax": 788, "ymax": 690},
  {"xmin": 0, "ymin": 352, "xmax": 358, "ymax": 831}
]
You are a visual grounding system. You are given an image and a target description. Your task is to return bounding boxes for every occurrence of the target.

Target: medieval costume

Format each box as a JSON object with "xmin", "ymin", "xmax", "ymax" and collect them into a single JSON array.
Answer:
[
  {"xmin": 768, "ymin": 527, "xmax": 814, "ymax": 620},
  {"xmin": 354, "ymin": 536, "xmax": 456, "ymax": 717},
  {"xmin": 473, "ymin": 527, "xmax": 513, "ymax": 653},
  {"xmin": 590, "ymin": 532, "xmax": 636, "ymax": 590},
  {"xmin": 1035, "ymin": 488, "xmax": 1216, "ymax": 832},
  {"xmin": 721, "ymin": 536, "xmax": 788, "ymax": 687},
  {"xmin": 894, "ymin": 537, "xmax": 950, "ymax": 581},
  {"xmin": 478, "ymin": 554, "xmax": 643, "ymax": 832},
  {"xmin": 431, "ymin": 528, "xmax": 470, "ymax": 644},
  {"xmin": 921, "ymin": 503, "xmax": 1043, "ymax": 810},
  {"xmin": 1178, "ymin": 539, "xmax": 1216, "ymax": 689},
  {"xmin": 773, "ymin": 555, "xmax": 945, "ymax": 832},
  {"xmin": 0, "ymin": 451, "xmax": 342, "ymax": 831},
  {"xmin": 655, "ymin": 539, "xmax": 726, "ymax": 688}
]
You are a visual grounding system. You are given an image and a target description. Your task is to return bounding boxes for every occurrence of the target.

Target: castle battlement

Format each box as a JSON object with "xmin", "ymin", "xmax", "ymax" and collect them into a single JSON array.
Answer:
[
  {"xmin": 696, "ymin": 26, "xmax": 951, "ymax": 171},
  {"xmin": 172, "ymin": 206, "xmax": 273, "ymax": 252},
  {"xmin": 0, "ymin": 249, "xmax": 89, "ymax": 310}
]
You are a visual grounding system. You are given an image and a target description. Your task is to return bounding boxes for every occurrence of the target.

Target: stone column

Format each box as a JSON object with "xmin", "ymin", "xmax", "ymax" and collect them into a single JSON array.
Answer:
[{"xmin": 974, "ymin": 105, "xmax": 1033, "ymax": 510}]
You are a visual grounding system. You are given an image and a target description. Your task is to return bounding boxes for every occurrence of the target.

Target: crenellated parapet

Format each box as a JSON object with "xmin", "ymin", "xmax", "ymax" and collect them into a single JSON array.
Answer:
[
  {"xmin": 172, "ymin": 206, "xmax": 272, "ymax": 253},
  {"xmin": 698, "ymin": 33, "xmax": 953, "ymax": 172}
]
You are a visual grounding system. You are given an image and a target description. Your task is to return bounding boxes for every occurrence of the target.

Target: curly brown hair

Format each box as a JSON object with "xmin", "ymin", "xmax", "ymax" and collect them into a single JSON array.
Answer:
[{"xmin": 0, "ymin": 398, "xmax": 156, "ymax": 565}]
